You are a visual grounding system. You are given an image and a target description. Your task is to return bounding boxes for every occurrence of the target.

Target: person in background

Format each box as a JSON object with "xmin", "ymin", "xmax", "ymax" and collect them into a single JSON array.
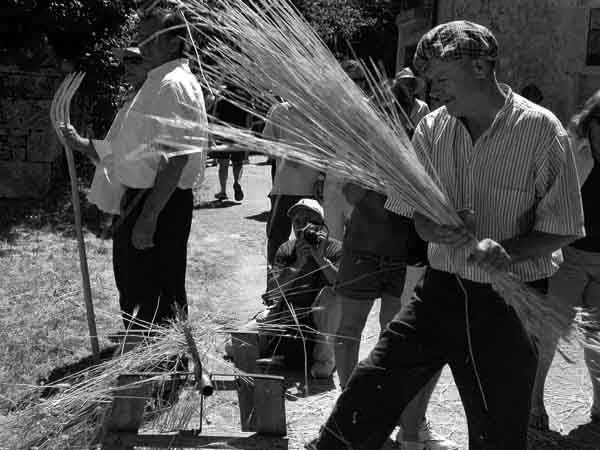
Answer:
[
  {"xmin": 308, "ymin": 20, "xmax": 584, "ymax": 450},
  {"xmin": 264, "ymin": 101, "xmax": 321, "ymax": 265},
  {"xmin": 318, "ymin": 59, "xmax": 367, "ymax": 240},
  {"xmin": 227, "ymin": 199, "xmax": 342, "ymax": 378},
  {"xmin": 331, "ymin": 77, "xmax": 452, "ymax": 450},
  {"xmin": 61, "ymin": 8, "xmax": 207, "ymax": 331},
  {"xmin": 393, "ymin": 67, "xmax": 430, "ymax": 126},
  {"xmin": 530, "ymin": 90, "xmax": 600, "ymax": 431},
  {"xmin": 213, "ymin": 85, "xmax": 249, "ymax": 202}
]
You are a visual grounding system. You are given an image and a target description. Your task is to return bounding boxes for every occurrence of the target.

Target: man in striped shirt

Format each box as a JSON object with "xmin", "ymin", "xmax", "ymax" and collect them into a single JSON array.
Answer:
[{"xmin": 308, "ymin": 21, "xmax": 584, "ymax": 450}]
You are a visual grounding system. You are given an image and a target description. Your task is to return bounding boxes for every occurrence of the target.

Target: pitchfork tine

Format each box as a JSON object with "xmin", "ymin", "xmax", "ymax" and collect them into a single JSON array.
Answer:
[
  {"xmin": 50, "ymin": 74, "xmax": 73, "ymax": 144},
  {"xmin": 65, "ymin": 73, "xmax": 85, "ymax": 126},
  {"xmin": 53, "ymin": 73, "xmax": 74, "ymax": 125}
]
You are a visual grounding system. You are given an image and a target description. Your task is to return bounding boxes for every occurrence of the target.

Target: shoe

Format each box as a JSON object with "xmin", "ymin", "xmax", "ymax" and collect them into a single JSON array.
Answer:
[
  {"xmin": 396, "ymin": 421, "xmax": 459, "ymax": 450},
  {"xmin": 310, "ymin": 359, "xmax": 335, "ymax": 378},
  {"xmin": 214, "ymin": 191, "xmax": 228, "ymax": 200},
  {"xmin": 233, "ymin": 182, "xmax": 244, "ymax": 201}
]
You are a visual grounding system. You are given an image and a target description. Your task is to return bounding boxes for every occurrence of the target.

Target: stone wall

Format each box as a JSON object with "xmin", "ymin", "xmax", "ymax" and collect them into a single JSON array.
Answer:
[
  {"xmin": 0, "ymin": 67, "xmax": 63, "ymax": 198},
  {"xmin": 437, "ymin": 0, "xmax": 597, "ymax": 123}
]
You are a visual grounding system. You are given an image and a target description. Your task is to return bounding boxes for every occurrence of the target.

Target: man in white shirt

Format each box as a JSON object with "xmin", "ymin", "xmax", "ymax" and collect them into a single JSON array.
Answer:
[
  {"xmin": 88, "ymin": 46, "xmax": 149, "ymax": 215},
  {"xmin": 61, "ymin": 9, "xmax": 207, "ymax": 329}
]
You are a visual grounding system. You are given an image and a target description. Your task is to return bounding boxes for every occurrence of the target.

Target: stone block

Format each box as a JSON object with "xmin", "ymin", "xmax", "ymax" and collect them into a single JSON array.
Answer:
[
  {"xmin": 8, "ymin": 130, "xmax": 28, "ymax": 161},
  {"xmin": 0, "ymin": 130, "xmax": 8, "ymax": 160},
  {"xmin": 0, "ymin": 68, "xmax": 61, "ymax": 100},
  {"xmin": 0, "ymin": 161, "xmax": 53, "ymax": 198},
  {"xmin": 0, "ymin": 99, "xmax": 52, "ymax": 129},
  {"xmin": 27, "ymin": 128, "xmax": 62, "ymax": 162}
]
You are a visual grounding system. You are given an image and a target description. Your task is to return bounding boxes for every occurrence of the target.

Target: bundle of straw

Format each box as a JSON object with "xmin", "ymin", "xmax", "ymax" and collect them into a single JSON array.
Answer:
[
  {"xmin": 0, "ymin": 317, "xmax": 240, "ymax": 450},
  {"xmin": 144, "ymin": 0, "xmax": 600, "ymax": 355}
]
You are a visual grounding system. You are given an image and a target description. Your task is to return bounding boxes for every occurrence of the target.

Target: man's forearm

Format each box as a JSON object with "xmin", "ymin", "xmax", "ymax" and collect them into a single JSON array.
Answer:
[
  {"xmin": 501, "ymin": 231, "xmax": 578, "ymax": 263},
  {"xmin": 139, "ymin": 155, "xmax": 188, "ymax": 222}
]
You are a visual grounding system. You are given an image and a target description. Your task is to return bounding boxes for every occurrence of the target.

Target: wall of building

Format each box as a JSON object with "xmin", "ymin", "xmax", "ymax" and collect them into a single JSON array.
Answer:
[
  {"xmin": 437, "ymin": 0, "xmax": 596, "ymax": 123},
  {"xmin": 0, "ymin": 67, "xmax": 63, "ymax": 198}
]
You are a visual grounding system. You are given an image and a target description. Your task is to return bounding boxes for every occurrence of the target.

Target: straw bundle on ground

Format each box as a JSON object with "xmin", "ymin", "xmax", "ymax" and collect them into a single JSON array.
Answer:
[
  {"xmin": 0, "ymin": 316, "xmax": 240, "ymax": 450},
  {"xmin": 140, "ymin": 0, "xmax": 600, "ymax": 358}
]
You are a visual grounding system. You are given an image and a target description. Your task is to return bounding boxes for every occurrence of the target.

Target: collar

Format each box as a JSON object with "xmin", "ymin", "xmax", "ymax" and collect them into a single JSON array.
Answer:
[{"xmin": 147, "ymin": 58, "xmax": 189, "ymax": 81}]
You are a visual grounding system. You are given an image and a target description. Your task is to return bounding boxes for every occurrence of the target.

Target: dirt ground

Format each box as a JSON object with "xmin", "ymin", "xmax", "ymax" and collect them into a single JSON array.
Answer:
[{"xmin": 185, "ymin": 158, "xmax": 598, "ymax": 450}]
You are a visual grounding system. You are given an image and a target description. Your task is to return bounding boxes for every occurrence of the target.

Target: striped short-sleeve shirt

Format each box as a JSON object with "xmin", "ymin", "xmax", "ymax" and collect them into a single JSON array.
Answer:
[{"xmin": 385, "ymin": 85, "xmax": 585, "ymax": 283}]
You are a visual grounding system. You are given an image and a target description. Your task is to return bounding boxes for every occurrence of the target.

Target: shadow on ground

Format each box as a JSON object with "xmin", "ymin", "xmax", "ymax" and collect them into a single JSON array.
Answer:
[
  {"xmin": 245, "ymin": 211, "xmax": 270, "ymax": 223},
  {"xmin": 195, "ymin": 199, "xmax": 242, "ymax": 209}
]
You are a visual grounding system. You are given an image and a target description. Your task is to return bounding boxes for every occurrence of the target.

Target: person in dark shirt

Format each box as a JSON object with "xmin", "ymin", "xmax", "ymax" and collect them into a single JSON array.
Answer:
[
  {"xmin": 531, "ymin": 90, "xmax": 600, "ymax": 430},
  {"xmin": 335, "ymin": 185, "xmax": 454, "ymax": 450},
  {"xmin": 230, "ymin": 199, "xmax": 342, "ymax": 378}
]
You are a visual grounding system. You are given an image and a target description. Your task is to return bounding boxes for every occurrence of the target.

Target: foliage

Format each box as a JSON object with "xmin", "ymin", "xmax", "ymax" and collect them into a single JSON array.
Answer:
[
  {"xmin": 0, "ymin": 0, "xmax": 139, "ymax": 137},
  {"xmin": 292, "ymin": 0, "xmax": 408, "ymax": 74}
]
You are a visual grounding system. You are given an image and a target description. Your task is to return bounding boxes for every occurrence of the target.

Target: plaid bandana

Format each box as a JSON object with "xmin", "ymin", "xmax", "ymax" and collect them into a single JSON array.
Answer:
[{"xmin": 413, "ymin": 20, "xmax": 498, "ymax": 75}]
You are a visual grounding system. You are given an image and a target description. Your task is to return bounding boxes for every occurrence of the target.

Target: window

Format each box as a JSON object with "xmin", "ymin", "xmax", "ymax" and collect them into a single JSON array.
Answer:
[{"xmin": 587, "ymin": 8, "xmax": 600, "ymax": 65}]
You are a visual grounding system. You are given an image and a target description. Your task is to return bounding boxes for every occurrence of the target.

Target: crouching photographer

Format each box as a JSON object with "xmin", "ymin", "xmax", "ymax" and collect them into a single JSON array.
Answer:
[{"xmin": 229, "ymin": 199, "xmax": 342, "ymax": 378}]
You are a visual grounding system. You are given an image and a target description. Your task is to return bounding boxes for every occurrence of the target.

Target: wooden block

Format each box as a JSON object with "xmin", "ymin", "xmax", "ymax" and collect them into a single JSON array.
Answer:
[
  {"xmin": 236, "ymin": 374, "xmax": 256, "ymax": 432},
  {"xmin": 230, "ymin": 332, "xmax": 259, "ymax": 372},
  {"xmin": 103, "ymin": 375, "xmax": 152, "ymax": 432},
  {"xmin": 254, "ymin": 377, "xmax": 286, "ymax": 436}
]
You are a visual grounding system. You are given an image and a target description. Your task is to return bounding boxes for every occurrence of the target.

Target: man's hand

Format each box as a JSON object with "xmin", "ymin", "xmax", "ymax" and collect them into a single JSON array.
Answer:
[
  {"xmin": 132, "ymin": 214, "xmax": 158, "ymax": 250},
  {"xmin": 468, "ymin": 238, "xmax": 511, "ymax": 274},
  {"xmin": 414, "ymin": 211, "xmax": 473, "ymax": 248},
  {"xmin": 309, "ymin": 229, "xmax": 329, "ymax": 262},
  {"xmin": 59, "ymin": 124, "xmax": 87, "ymax": 152},
  {"xmin": 59, "ymin": 124, "xmax": 98, "ymax": 163}
]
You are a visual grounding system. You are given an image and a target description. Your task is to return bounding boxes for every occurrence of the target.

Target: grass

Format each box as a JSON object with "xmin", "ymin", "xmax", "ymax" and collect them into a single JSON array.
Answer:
[{"xmin": 0, "ymin": 178, "xmax": 214, "ymax": 407}]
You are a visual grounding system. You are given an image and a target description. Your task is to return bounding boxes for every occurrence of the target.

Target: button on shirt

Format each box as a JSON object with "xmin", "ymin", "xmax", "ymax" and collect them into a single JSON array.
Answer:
[
  {"xmin": 92, "ymin": 59, "xmax": 207, "ymax": 193},
  {"xmin": 264, "ymin": 102, "xmax": 320, "ymax": 196},
  {"xmin": 386, "ymin": 85, "xmax": 584, "ymax": 283}
]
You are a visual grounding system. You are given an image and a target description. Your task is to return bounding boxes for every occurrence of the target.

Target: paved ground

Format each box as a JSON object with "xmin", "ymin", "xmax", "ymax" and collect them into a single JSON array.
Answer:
[{"xmin": 185, "ymin": 157, "xmax": 598, "ymax": 449}]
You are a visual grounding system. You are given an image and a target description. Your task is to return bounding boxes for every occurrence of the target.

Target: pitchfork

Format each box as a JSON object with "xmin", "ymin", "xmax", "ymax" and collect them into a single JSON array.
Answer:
[{"xmin": 50, "ymin": 72, "xmax": 100, "ymax": 359}]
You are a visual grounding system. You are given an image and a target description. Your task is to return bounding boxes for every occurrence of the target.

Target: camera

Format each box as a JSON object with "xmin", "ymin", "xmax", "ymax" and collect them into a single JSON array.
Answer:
[{"xmin": 300, "ymin": 223, "xmax": 324, "ymax": 246}]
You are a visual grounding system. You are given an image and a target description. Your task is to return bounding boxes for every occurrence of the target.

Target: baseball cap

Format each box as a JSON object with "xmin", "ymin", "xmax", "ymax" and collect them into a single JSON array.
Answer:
[
  {"xmin": 413, "ymin": 20, "xmax": 498, "ymax": 75},
  {"xmin": 393, "ymin": 67, "xmax": 424, "ymax": 92},
  {"xmin": 287, "ymin": 198, "xmax": 324, "ymax": 221}
]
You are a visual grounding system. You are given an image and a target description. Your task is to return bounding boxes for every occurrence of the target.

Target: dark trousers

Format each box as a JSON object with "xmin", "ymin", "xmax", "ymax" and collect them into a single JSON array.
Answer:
[
  {"xmin": 113, "ymin": 188, "xmax": 193, "ymax": 329},
  {"xmin": 315, "ymin": 268, "xmax": 546, "ymax": 450},
  {"xmin": 266, "ymin": 194, "xmax": 308, "ymax": 264}
]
